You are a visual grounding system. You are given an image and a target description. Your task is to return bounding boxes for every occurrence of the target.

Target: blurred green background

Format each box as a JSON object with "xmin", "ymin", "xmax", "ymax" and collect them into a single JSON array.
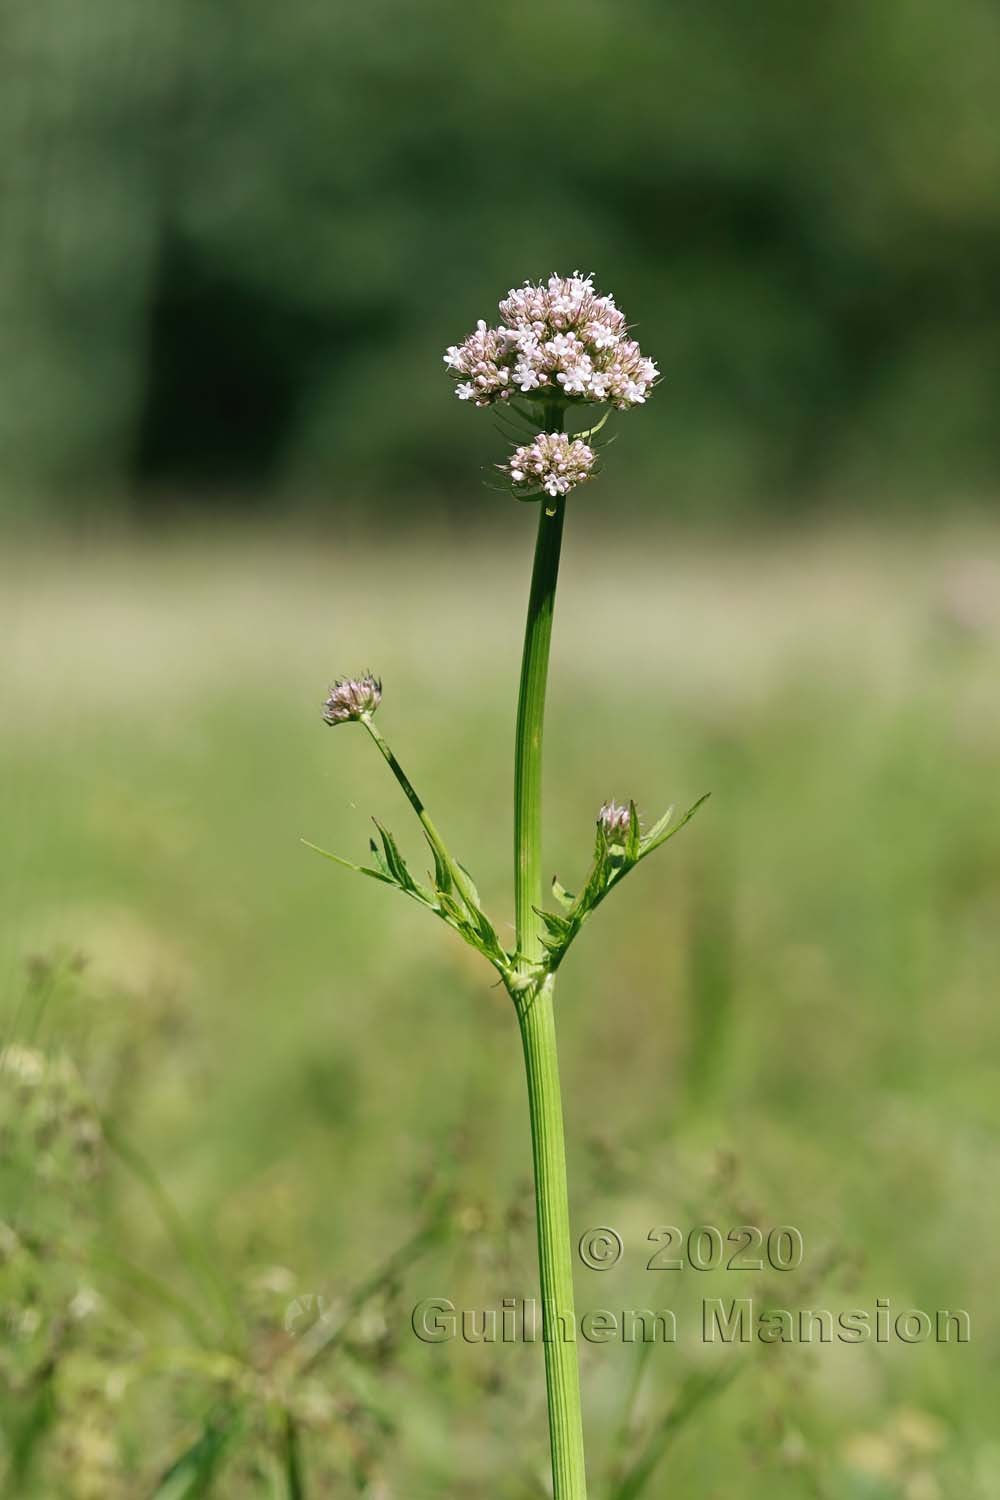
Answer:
[
  {"xmin": 3, "ymin": 0, "xmax": 1000, "ymax": 521},
  {"xmin": 2, "ymin": 2, "xmax": 1000, "ymax": 1497}
]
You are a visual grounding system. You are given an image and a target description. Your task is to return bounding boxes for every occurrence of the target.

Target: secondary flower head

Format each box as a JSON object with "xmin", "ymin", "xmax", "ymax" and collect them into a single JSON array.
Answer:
[
  {"xmin": 445, "ymin": 273, "xmax": 658, "ymax": 411},
  {"xmin": 322, "ymin": 674, "xmax": 382, "ymax": 725},
  {"xmin": 502, "ymin": 431, "xmax": 597, "ymax": 499},
  {"xmin": 599, "ymin": 800, "xmax": 632, "ymax": 840}
]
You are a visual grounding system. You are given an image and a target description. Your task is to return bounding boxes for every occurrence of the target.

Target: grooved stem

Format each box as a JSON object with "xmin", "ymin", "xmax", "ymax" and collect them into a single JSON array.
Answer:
[
  {"xmin": 514, "ymin": 457, "xmax": 566, "ymax": 968},
  {"xmin": 512, "ymin": 401, "xmax": 588, "ymax": 1498},
  {"xmin": 518, "ymin": 976, "xmax": 587, "ymax": 1497}
]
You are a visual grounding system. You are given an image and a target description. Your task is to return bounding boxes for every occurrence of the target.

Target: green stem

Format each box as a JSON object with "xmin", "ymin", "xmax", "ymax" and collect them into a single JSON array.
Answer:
[
  {"xmin": 362, "ymin": 716, "xmax": 479, "ymax": 911},
  {"xmin": 512, "ymin": 401, "xmax": 588, "ymax": 1498},
  {"xmin": 514, "ymin": 479, "xmax": 566, "ymax": 968},
  {"xmin": 518, "ymin": 977, "xmax": 587, "ymax": 1497}
]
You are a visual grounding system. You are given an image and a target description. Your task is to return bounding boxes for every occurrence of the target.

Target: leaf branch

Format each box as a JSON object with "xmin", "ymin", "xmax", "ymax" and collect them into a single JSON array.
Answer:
[{"xmin": 535, "ymin": 794, "xmax": 711, "ymax": 973}]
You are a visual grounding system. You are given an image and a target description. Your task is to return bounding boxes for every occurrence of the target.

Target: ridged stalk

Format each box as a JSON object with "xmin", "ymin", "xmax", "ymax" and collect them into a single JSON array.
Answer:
[
  {"xmin": 513, "ymin": 401, "xmax": 588, "ymax": 1498},
  {"xmin": 514, "ymin": 487, "xmax": 566, "ymax": 962},
  {"xmin": 518, "ymin": 975, "xmax": 587, "ymax": 1497}
]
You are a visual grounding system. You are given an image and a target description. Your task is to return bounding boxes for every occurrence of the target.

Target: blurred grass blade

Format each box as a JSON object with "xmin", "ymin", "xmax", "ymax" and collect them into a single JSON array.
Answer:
[
  {"xmin": 150, "ymin": 1412, "xmax": 235, "ymax": 1499},
  {"xmin": 291, "ymin": 1205, "xmax": 451, "ymax": 1377},
  {"xmin": 283, "ymin": 1413, "xmax": 306, "ymax": 1500},
  {"xmin": 101, "ymin": 1120, "xmax": 243, "ymax": 1349},
  {"xmin": 611, "ymin": 1364, "xmax": 740, "ymax": 1500},
  {"xmin": 89, "ymin": 1247, "xmax": 212, "ymax": 1345},
  {"xmin": 606, "ymin": 1341, "xmax": 653, "ymax": 1492},
  {"xmin": 6, "ymin": 1368, "xmax": 56, "ymax": 1491}
]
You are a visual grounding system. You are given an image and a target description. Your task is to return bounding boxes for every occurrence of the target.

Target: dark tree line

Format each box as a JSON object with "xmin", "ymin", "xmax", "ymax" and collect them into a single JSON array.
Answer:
[{"xmin": 3, "ymin": 0, "xmax": 999, "ymax": 520}]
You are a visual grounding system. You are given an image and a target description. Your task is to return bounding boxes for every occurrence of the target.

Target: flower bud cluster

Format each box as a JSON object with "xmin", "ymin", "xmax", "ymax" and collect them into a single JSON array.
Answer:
[
  {"xmin": 502, "ymin": 432, "xmax": 597, "ymax": 499},
  {"xmin": 322, "ymin": 674, "xmax": 382, "ymax": 725},
  {"xmin": 445, "ymin": 273, "xmax": 658, "ymax": 411},
  {"xmin": 599, "ymin": 801, "xmax": 632, "ymax": 839}
]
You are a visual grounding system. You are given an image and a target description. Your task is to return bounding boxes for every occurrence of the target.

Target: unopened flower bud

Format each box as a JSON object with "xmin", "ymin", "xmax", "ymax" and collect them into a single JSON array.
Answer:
[
  {"xmin": 598, "ymin": 800, "xmax": 632, "ymax": 840},
  {"xmin": 322, "ymin": 674, "xmax": 382, "ymax": 725}
]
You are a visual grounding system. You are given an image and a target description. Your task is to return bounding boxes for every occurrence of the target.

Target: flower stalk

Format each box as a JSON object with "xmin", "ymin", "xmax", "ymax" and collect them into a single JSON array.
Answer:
[
  {"xmin": 513, "ymin": 401, "xmax": 588, "ymax": 1495},
  {"xmin": 361, "ymin": 716, "xmax": 480, "ymax": 913},
  {"xmin": 514, "ymin": 406, "xmax": 568, "ymax": 969}
]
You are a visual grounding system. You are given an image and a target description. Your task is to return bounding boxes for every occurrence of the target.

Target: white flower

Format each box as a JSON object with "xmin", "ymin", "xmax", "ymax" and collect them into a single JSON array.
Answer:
[
  {"xmin": 455, "ymin": 383, "xmax": 475, "ymax": 401},
  {"xmin": 556, "ymin": 362, "xmax": 591, "ymax": 396},
  {"xmin": 499, "ymin": 431, "xmax": 597, "ymax": 499},
  {"xmin": 585, "ymin": 320, "xmax": 618, "ymax": 351},
  {"xmin": 547, "ymin": 333, "xmax": 580, "ymax": 360}
]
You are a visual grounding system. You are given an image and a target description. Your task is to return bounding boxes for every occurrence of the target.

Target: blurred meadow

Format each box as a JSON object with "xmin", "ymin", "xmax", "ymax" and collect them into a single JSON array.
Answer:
[
  {"xmin": 3, "ymin": 0, "xmax": 1000, "ymax": 1494},
  {"xmin": 3, "ymin": 524, "xmax": 1000, "ymax": 1495}
]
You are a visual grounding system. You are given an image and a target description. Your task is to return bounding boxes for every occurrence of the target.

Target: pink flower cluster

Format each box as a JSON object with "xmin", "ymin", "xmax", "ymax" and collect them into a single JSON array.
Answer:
[
  {"xmin": 322, "ymin": 674, "xmax": 382, "ymax": 725},
  {"xmin": 444, "ymin": 273, "xmax": 658, "ymax": 411},
  {"xmin": 501, "ymin": 432, "xmax": 597, "ymax": 499}
]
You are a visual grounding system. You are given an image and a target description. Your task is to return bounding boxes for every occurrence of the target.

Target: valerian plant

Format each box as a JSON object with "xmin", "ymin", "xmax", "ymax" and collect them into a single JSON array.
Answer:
[{"xmin": 307, "ymin": 273, "xmax": 707, "ymax": 1500}]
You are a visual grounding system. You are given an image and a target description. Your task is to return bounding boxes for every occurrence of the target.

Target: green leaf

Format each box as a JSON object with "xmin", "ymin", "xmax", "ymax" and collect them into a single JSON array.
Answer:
[
  {"xmin": 435, "ymin": 887, "xmax": 507, "ymax": 967},
  {"xmin": 300, "ymin": 839, "xmax": 394, "ymax": 886},
  {"xmin": 436, "ymin": 890, "xmax": 468, "ymax": 927},
  {"xmin": 552, "ymin": 877, "xmax": 576, "ymax": 910},
  {"xmin": 639, "ymin": 793, "xmax": 711, "ymax": 858},
  {"xmin": 625, "ymin": 800, "xmax": 642, "ymax": 864},
  {"xmin": 494, "ymin": 405, "xmax": 543, "ymax": 441},
  {"xmin": 509, "ymin": 398, "xmax": 547, "ymax": 426},
  {"xmin": 534, "ymin": 906, "xmax": 571, "ymax": 943},
  {"xmin": 642, "ymin": 805, "xmax": 674, "ymax": 847},
  {"xmin": 471, "ymin": 905, "xmax": 504, "ymax": 959},
  {"xmin": 424, "ymin": 831, "xmax": 453, "ymax": 896},
  {"xmin": 580, "ymin": 824, "xmax": 611, "ymax": 909},
  {"xmin": 372, "ymin": 819, "xmax": 413, "ymax": 889},
  {"xmin": 368, "ymin": 836, "xmax": 391, "ymax": 878},
  {"xmin": 305, "ymin": 830, "xmax": 511, "ymax": 978},
  {"xmin": 456, "ymin": 862, "xmax": 481, "ymax": 908}
]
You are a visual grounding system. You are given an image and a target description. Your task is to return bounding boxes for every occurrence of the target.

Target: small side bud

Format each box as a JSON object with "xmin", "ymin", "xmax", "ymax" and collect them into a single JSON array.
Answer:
[
  {"xmin": 598, "ymin": 800, "xmax": 632, "ymax": 840},
  {"xmin": 322, "ymin": 674, "xmax": 382, "ymax": 725}
]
